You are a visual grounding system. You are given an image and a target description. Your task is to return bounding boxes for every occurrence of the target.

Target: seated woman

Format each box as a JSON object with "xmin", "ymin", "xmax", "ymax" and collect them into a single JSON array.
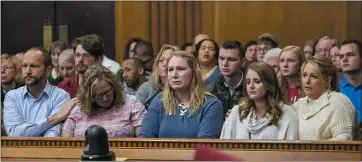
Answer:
[
  {"xmin": 294, "ymin": 55, "xmax": 356, "ymax": 140},
  {"xmin": 58, "ymin": 49, "xmax": 76, "ymax": 79},
  {"xmin": 220, "ymin": 62, "xmax": 298, "ymax": 140},
  {"xmin": 193, "ymin": 39, "xmax": 221, "ymax": 86},
  {"xmin": 61, "ymin": 65, "xmax": 146, "ymax": 137},
  {"xmin": 136, "ymin": 44, "xmax": 179, "ymax": 107},
  {"xmin": 139, "ymin": 51, "xmax": 224, "ymax": 138},
  {"xmin": 1, "ymin": 54, "xmax": 23, "ymax": 136}
]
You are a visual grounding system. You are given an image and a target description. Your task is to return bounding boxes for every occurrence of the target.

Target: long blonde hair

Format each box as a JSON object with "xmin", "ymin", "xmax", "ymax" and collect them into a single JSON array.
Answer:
[
  {"xmin": 239, "ymin": 62, "xmax": 284, "ymax": 125},
  {"xmin": 162, "ymin": 51, "xmax": 206, "ymax": 117},
  {"xmin": 151, "ymin": 44, "xmax": 180, "ymax": 91},
  {"xmin": 77, "ymin": 64, "xmax": 125, "ymax": 116},
  {"xmin": 1, "ymin": 54, "xmax": 23, "ymax": 84}
]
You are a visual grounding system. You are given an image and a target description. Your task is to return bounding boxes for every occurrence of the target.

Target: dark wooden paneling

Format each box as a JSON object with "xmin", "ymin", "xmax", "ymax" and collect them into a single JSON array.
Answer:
[
  {"xmin": 1, "ymin": 1, "xmax": 55, "ymax": 54},
  {"xmin": 55, "ymin": 1, "xmax": 115, "ymax": 59}
]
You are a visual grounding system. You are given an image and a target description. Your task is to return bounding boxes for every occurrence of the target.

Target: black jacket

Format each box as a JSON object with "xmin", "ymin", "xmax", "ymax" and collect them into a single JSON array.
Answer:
[{"xmin": 205, "ymin": 75, "xmax": 244, "ymax": 116}]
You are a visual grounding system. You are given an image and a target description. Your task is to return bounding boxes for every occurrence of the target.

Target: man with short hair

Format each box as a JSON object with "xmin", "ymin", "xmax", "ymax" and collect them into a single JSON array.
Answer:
[
  {"xmin": 256, "ymin": 33, "xmax": 278, "ymax": 61},
  {"xmin": 122, "ymin": 57, "xmax": 146, "ymax": 95},
  {"xmin": 133, "ymin": 40, "xmax": 154, "ymax": 79},
  {"xmin": 315, "ymin": 36, "xmax": 335, "ymax": 57},
  {"xmin": 206, "ymin": 40, "xmax": 246, "ymax": 117},
  {"xmin": 339, "ymin": 39, "xmax": 362, "ymax": 124},
  {"xmin": 4, "ymin": 47, "xmax": 70, "ymax": 137},
  {"xmin": 58, "ymin": 34, "xmax": 103, "ymax": 98}
]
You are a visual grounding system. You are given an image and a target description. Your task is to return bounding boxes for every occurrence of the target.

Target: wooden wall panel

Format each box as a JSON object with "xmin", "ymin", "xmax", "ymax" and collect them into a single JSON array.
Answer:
[
  {"xmin": 115, "ymin": 2, "xmax": 361, "ymax": 63},
  {"xmin": 115, "ymin": 2, "xmax": 149, "ymax": 63}
]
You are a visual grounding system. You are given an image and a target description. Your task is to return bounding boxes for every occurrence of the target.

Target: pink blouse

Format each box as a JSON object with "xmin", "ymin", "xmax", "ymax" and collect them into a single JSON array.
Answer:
[{"xmin": 62, "ymin": 95, "xmax": 146, "ymax": 137}]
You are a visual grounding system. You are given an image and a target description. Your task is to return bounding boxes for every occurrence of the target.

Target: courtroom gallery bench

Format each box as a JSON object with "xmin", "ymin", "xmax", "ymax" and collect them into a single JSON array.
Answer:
[{"xmin": 1, "ymin": 137, "xmax": 361, "ymax": 161}]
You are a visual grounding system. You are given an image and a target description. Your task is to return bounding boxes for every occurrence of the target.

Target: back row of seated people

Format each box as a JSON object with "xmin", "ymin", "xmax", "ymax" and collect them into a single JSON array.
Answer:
[{"xmin": 1, "ymin": 33, "xmax": 361, "ymax": 140}]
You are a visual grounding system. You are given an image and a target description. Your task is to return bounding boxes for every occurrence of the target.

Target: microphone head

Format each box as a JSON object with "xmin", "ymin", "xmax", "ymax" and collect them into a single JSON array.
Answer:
[{"xmin": 81, "ymin": 125, "xmax": 115, "ymax": 161}]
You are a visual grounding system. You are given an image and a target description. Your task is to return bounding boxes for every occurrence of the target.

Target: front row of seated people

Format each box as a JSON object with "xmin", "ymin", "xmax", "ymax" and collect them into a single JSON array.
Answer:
[{"xmin": 2, "ymin": 43, "xmax": 357, "ymax": 140}]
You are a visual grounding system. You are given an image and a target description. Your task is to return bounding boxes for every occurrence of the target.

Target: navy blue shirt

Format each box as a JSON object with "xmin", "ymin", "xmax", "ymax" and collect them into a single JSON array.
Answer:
[
  {"xmin": 139, "ymin": 93, "xmax": 224, "ymax": 138},
  {"xmin": 339, "ymin": 76, "xmax": 362, "ymax": 123}
]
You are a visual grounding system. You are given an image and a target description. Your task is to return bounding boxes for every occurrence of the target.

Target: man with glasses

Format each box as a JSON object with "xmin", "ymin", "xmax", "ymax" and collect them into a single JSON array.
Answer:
[
  {"xmin": 315, "ymin": 36, "xmax": 336, "ymax": 57},
  {"xmin": 256, "ymin": 33, "xmax": 278, "ymax": 62},
  {"xmin": 3, "ymin": 47, "xmax": 70, "ymax": 137},
  {"xmin": 133, "ymin": 40, "xmax": 154, "ymax": 80},
  {"xmin": 58, "ymin": 34, "xmax": 103, "ymax": 98}
]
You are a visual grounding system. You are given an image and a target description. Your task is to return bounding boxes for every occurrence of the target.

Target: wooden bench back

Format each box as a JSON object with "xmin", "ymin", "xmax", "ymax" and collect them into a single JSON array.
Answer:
[{"xmin": 1, "ymin": 137, "xmax": 361, "ymax": 161}]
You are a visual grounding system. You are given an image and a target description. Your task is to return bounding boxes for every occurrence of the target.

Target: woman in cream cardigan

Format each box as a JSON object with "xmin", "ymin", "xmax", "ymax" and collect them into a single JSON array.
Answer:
[
  {"xmin": 220, "ymin": 62, "xmax": 298, "ymax": 140},
  {"xmin": 294, "ymin": 55, "xmax": 356, "ymax": 140}
]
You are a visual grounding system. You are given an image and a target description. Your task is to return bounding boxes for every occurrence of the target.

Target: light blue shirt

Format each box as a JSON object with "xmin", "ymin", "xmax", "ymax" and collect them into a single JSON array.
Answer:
[{"xmin": 4, "ymin": 82, "xmax": 70, "ymax": 137}]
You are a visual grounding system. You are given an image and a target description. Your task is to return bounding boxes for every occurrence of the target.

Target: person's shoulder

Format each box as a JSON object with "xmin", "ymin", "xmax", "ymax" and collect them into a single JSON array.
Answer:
[
  {"xmin": 6, "ymin": 85, "xmax": 26, "ymax": 98},
  {"xmin": 50, "ymin": 84, "xmax": 71, "ymax": 98},
  {"xmin": 328, "ymin": 91, "xmax": 354, "ymax": 108},
  {"xmin": 281, "ymin": 104, "xmax": 298, "ymax": 119}
]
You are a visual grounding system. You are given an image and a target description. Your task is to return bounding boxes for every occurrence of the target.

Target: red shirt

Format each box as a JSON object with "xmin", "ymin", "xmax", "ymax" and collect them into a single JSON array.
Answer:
[
  {"xmin": 289, "ymin": 87, "xmax": 298, "ymax": 104},
  {"xmin": 58, "ymin": 74, "xmax": 79, "ymax": 98}
]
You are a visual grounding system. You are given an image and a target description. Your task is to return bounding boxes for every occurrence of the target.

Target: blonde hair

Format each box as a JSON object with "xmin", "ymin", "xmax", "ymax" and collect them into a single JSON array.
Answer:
[
  {"xmin": 59, "ymin": 49, "xmax": 75, "ymax": 63},
  {"xmin": 1, "ymin": 54, "xmax": 23, "ymax": 84},
  {"xmin": 301, "ymin": 55, "xmax": 338, "ymax": 91},
  {"xmin": 77, "ymin": 64, "xmax": 125, "ymax": 116},
  {"xmin": 238, "ymin": 62, "xmax": 284, "ymax": 125},
  {"xmin": 151, "ymin": 44, "xmax": 180, "ymax": 91},
  {"xmin": 162, "ymin": 51, "xmax": 206, "ymax": 117},
  {"xmin": 278, "ymin": 46, "xmax": 306, "ymax": 92}
]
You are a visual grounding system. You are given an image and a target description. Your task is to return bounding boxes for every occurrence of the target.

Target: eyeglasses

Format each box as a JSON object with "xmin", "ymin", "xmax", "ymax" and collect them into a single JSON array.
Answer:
[
  {"xmin": 316, "ymin": 48, "xmax": 331, "ymax": 54},
  {"xmin": 256, "ymin": 47, "xmax": 271, "ymax": 53},
  {"xmin": 93, "ymin": 88, "xmax": 113, "ymax": 99},
  {"xmin": 1, "ymin": 66, "xmax": 14, "ymax": 71}
]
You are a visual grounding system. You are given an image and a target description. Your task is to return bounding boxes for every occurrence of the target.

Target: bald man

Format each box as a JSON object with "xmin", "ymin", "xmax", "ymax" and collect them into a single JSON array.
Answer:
[{"xmin": 193, "ymin": 33, "xmax": 210, "ymax": 52}]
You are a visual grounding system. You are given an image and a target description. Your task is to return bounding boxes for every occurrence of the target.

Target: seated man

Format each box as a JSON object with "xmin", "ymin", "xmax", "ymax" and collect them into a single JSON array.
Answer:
[
  {"xmin": 133, "ymin": 40, "xmax": 154, "ymax": 80},
  {"xmin": 122, "ymin": 57, "xmax": 146, "ymax": 95},
  {"xmin": 206, "ymin": 40, "xmax": 246, "ymax": 118},
  {"xmin": 58, "ymin": 34, "xmax": 103, "ymax": 98},
  {"xmin": 4, "ymin": 47, "xmax": 70, "ymax": 137}
]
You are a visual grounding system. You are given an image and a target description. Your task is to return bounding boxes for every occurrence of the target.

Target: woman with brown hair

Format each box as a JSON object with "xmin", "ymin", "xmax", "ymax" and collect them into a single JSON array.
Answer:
[
  {"xmin": 48, "ymin": 40, "xmax": 68, "ymax": 85},
  {"xmin": 294, "ymin": 55, "xmax": 356, "ymax": 140},
  {"xmin": 279, "ymin": 45, "xmax": 306, "ymax": 104},
  {"xmin": 139, "ymin": 51, "xmax": 224, "ymax": 138},
  {"xmin": 220, "ymin": 62, "xmax": 298, "ymax": 140},
  {"xmin": 61, "ymin": 65, "xmax": 146, "ymax": 137},
  {"xmin": 136, "ymin": 44, "xmax": 179, "ymax": 107}
]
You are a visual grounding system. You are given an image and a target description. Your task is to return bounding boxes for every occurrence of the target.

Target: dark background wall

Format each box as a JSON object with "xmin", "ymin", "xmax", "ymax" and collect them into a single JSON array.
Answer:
[{"xmin": 1, "ymin": 1, "xmax": 116, "ymax": 59}]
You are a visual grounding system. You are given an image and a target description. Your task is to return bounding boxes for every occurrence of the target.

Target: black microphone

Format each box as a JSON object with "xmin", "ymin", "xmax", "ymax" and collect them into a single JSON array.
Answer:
[{"xmin": 81, "ymin": 125, "xmax": 115, "ymax": 161}]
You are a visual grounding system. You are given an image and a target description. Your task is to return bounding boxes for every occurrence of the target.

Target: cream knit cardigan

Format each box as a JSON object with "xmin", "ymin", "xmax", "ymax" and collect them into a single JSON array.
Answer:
[{"xmin": 293, "ymin": 91, "xmax": 356, "ymax": 140}]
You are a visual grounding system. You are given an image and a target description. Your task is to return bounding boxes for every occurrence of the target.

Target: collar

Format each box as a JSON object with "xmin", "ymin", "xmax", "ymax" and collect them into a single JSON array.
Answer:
[
  {"xmin": 222, "ymin": 71, "xmax": 244, "ymax": 89},
  {"xmin": 22, "ymin": 81, "xmax": 52, "ymax": 99},
  {"xmin": 299, "ymin": 90, "xmax": 331, "ymax": 120},
  {"xmin": 341, "ymin": 76, "xmax": 350, "ymax": 88},
  {"xmin": 340, "ymin": 75, "xmax": 362, "ymax": 88}
]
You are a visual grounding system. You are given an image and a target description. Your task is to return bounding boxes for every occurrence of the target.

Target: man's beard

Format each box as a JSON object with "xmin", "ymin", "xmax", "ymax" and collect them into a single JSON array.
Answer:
[{"xmin": 24, "ymin": 75, "xmax": 46, "ymax": 87}]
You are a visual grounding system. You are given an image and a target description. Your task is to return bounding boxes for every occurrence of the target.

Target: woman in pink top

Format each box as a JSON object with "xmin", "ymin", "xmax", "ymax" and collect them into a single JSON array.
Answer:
[{"xmin": 61, "ymin": 65, "xmax": 146, "ymax": 137}]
